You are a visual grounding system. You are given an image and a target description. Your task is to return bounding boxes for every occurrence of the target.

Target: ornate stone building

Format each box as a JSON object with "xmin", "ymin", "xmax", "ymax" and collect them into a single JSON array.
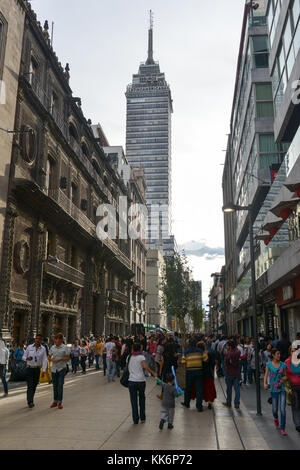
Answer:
[
  {"xmin": 101, "ymin": 146, "xmax": 148, "ymax": 328},
  {"xmin": 0, "ymin": 0, "xmax": 25, "ymax": 279},
  {"xmin": 0, "ymin": 1, "xmax": 134, "ymax": 345},
  {"xmin": 129, "ymin": 168, "xmax": 148, "ymax": 325}
]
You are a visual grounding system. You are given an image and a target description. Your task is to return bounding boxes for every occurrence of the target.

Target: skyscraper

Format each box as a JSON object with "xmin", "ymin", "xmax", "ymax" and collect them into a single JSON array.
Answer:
[{"xmin": 125, "ymin": 12, "xmax": 174, "ymax": 256}]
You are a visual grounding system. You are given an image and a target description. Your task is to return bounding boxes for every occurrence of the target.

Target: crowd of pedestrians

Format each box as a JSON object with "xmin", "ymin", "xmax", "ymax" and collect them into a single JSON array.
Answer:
[{"xmin": 0, "ymin": 329, "xmax": 300, "ymax": 439}]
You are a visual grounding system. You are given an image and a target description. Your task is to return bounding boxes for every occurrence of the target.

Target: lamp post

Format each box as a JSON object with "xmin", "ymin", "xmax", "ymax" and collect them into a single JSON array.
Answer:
[
  {"xmin": 223, "ymin": 203, "xmax": 262, "ymax": 416},
  {"xmin": 104, "ymin": 294, "xmax": 110, "ymax": 338},
  {"xmin": 36, "ymin": 256, "xmax": 59, "ymax": 335}
]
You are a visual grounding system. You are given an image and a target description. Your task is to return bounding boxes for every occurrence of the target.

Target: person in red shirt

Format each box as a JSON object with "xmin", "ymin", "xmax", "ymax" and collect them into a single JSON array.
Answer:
[
  {"xmin": 147, "ymin": 336, "xmax": 157, "ymax": 371},
  {"xmin": 223, "ymin": 340, "xmax": 241, "ymax": 409}
]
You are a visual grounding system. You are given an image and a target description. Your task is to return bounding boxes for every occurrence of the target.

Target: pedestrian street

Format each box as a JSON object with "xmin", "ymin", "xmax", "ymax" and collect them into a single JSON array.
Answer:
[{"xmin": 0, "ymin": 368, "xmax": 283, "ymax": 451}]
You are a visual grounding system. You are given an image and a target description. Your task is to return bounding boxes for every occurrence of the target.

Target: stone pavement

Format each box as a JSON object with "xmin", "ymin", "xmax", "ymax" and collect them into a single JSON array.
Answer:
[{"xmin": 0, "ymin": 368, "xmax": 274, "ymax": 451}]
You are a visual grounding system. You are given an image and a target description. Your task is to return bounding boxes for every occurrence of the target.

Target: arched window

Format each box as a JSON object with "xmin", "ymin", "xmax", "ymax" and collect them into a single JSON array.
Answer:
[
  {"xmin": 69, "ymin": 122, "xmax": 79, "ymax": 142},
  {"xmin": 81, "ymin": 142, "xmax": 89, "ymax": 157},
  {"xmin": 92, "ymin": 158, "xmax": 101, "ymax": 175}
]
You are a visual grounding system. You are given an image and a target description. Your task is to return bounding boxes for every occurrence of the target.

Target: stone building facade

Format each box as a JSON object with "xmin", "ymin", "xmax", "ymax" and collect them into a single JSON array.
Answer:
[
  {"xmin": 0, "ymin": 0, "xmax": 25, "ymax": 270},
  {"xmin": 0, "ymin": 1, "xmax": 134, "ymax": 345}
]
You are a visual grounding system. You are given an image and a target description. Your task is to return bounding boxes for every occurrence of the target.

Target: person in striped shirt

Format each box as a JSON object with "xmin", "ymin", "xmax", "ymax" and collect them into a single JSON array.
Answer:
[{"xmin": 181, "ymin": 338, "xmax": 208, "ymax": 412}]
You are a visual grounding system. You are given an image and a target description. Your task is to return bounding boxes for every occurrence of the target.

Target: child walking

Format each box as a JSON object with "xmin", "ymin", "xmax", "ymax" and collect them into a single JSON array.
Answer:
[{"xmin": 158, "ymin": 372, "xmax": 178, "ymax": 430}]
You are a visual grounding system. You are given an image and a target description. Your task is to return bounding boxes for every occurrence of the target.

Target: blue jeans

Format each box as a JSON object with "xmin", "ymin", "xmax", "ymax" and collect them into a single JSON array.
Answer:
[
  {"xmin": 106, "ymin": 358, "xmax": 116, "ymax": 381},
  {"xmin": 95, "ymin": 354, "xmax": 101, "ymax": 369},
  {"xmin": 225, "ymin": 375, "xmax": 240, "ymax": 406},
  {"xmin": 271, "ymin": 391, "xmax": 286, "ymax": 430},
  {"xmin": 184, "ymin": 370, "xmax": 204, "ymax": 410},
  {"xmin": 239, "ymin": 359, "xmax": 248, "ymax": 384},
  {"xmin": 221, "ymin": 358, "xmax": 226, "ymax": 377},
  {"xmin": 129, "ymin": 381, "xmax": 146, "ymax": 423},
  {"xmin": 52, "ymin": 369, "xmax": 67, "ymax": 403},
  {"xmin": 71, "ymin": 357, "xmax": 79, "ymax": 373},
  {"xmin": 0, "ymin": 365, "xmax": 8, "ymax": 394},
  {"xmin": 248, "ymin": 367, "xmax": 256, "ymax": 383}
]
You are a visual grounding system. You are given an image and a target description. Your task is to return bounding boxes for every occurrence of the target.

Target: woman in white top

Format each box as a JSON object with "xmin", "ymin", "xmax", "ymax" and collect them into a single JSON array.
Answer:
[{"xmin": 128, "ymin": 342, "xmax": 157, "ymax": 424}]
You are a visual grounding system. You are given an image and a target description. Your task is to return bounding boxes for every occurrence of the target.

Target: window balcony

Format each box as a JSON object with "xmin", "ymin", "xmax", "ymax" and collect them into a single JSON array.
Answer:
[
  {"xmin": 49, "ymin": 188, "xmax": 96, "ymax": 237},
  {"xmin": 108, "ymin": 288, "xmax": 128, "ymax": 305},
  {"xmin": 45, "ymin": 258, "xmax": 85, "ymax": 288}
]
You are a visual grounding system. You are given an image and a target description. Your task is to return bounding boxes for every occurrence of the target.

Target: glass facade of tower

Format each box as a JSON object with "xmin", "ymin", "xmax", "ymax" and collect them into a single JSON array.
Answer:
[{"xmin": 125, "ymin": 32, "xmax": 173, "ymax": 253}]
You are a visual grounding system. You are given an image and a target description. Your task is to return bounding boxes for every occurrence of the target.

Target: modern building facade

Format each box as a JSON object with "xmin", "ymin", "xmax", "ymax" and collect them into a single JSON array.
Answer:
[
  {"xmin": 251, "ymin": 0, "xmax": 300, "ymax": 340},
  {"xmin": 125, "ymin": 15, "xmax": 174, "ymax": 257},
  {"xmin": 223, "ymin": 0, "xmax": 300, "ymax": 341},
  {"xmin": 0, "ymin": 2, "xmax": 137, "ymax": 345},
  {"xmin": 223, "ymin": 0, "xmax": 291, "ymax": 336}
]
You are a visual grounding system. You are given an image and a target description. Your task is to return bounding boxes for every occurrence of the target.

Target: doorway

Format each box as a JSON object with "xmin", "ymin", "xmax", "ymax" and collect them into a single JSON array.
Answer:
[{"xmin": 12, "ymin": 311, "xmax": 26, "ymax": 347}]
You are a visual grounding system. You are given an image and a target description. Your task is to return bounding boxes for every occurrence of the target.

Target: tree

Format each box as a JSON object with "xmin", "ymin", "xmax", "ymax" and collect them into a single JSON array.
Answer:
[
  {"xmin": 190, "ymin": 306, "xmax": 204, "ymax": 332},
  {"xmin": 161, "ymin": 252, "xmax": 193, "ymax": 337}
]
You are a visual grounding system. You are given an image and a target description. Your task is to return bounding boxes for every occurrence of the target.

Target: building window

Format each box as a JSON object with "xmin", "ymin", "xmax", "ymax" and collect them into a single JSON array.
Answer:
[
  {"xmin": 252, "ymin": 36, "xmax": 269, "ymax": 68},
  {"xmin": 71, "ymin": 246, "xmax": 77, "ymax": 268},
  {"xmin": 50, "ymin": 90, "xmax": 58, "ymax": 115},
  {"xmin": 47, "ymin": 231, "xmax": 55, "ymax": 257},
  {"xmin": 69, "ymin": 122, "xmax": 79, "ymax": 142},
  {"xmin": 29, "ymin": 55, "xmax": 38, "ymax": 85},
  {"xmin": 259, "ymin": 134, "xmax": 285, "ymax": 169},
  {"xmin": 81, "ymin": 142, "xmax": 89, "ymax": 157},
  {"xmin": 46, "ymin": 158, "xmax": 55, "ymax": 195},
  {"xmin": 70, "ymin": 182, "xmax": 78, "ymax": 205},
  {"xmin": 256, "ymin": 83, "xmax": 274, "ymax": 117},
  {"xmin": 0, "ymin": 13, "xmax": 8, "ymax": 80}
]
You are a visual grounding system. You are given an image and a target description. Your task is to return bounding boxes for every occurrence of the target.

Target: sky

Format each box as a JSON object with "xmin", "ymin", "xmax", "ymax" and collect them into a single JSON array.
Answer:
[{"xmin": 29, "ymin": 0, "xmax": 245, "ymax": 306}]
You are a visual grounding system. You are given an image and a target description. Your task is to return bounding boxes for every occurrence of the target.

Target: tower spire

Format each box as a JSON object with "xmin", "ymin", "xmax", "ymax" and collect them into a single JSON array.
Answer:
[{"xmin": 146, "ymin": 10, "xmax": 154, "ymax": 65}]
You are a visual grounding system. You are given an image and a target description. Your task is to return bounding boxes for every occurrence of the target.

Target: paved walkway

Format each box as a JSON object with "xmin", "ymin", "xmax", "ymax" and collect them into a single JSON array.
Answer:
[{"xmin": 0, "ymin": 369, "xmax": 273, "ymax": 450}]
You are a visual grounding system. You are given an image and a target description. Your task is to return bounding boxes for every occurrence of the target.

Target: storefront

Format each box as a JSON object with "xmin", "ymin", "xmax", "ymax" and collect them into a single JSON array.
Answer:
[{"xmin": 276, "ymin": 277, "xmax": 300, "ymax": 340}]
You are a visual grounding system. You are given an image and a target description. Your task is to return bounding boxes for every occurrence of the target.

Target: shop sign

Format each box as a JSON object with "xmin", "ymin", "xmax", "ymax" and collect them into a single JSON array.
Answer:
[
  {"xmin": 283, "ymin": 286, "xmax": 294, "ymax": 301},
  {"xmin": 266, "ymin": 306, "xmax": 275, "ymax": 339}
]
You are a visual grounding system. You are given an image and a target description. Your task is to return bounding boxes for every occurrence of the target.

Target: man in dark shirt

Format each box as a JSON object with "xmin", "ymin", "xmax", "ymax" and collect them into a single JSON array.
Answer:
[
  {"xmin": 223, "ymin": 341, "xmax": 241, "ymax": 409},
  {"xmin": 277, "ymin": 333, "xmax": 291, "ymax": 362}
]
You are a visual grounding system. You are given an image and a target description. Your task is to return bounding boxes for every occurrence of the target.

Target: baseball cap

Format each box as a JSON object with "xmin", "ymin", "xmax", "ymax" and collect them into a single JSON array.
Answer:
[{"xmin": 292, "ymin": 340, "xmax": 300, "ymax": 349}]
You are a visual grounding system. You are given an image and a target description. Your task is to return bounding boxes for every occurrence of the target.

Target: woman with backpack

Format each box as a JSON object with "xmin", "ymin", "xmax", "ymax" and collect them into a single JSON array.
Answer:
[{"xmin": 264, "ymin": 348, "xmax": 288, "ymax": 436}]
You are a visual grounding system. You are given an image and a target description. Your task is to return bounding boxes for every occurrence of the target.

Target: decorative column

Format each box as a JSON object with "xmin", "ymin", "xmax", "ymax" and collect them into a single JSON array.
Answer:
[
  {"xmin": 83, "ymin": 252, "xmax": 94, "ymax": 336},
  {"xmin": 47, "ymin": 313, "xmax": 55, "ymax": 343},
  {"xmin": 0, "ymin": 200, "xmax": 18, "ymax": 342},
  {"xmin": 30, "ymin": 221, "xmax": 46, "ymax": 338}
]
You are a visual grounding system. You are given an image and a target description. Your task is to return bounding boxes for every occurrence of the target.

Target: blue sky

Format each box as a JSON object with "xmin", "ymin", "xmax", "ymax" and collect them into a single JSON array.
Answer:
[{"xmin": 29, "ymin": 0, "xmax": 245, "ymax": 304}]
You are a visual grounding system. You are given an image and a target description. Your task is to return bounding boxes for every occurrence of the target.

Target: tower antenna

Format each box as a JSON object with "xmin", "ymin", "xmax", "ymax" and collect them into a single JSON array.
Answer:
[
  {"xmin": 146, "ymin": 10, "xmax": 154, "ymax": 64},
  {"xmin": 150, "ymin": 10, "xmax": 154, "ymax": 29}
]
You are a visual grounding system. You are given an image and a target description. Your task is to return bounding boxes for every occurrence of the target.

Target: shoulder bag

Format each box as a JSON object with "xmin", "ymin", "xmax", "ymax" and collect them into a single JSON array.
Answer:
[{"xmin": 120, "ymin": 355, "xmax": 131, "ymax": 388}]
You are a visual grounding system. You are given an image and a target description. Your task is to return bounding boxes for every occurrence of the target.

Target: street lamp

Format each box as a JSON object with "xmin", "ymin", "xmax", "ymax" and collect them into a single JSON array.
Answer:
[
  {"xmin": 104, "ymin": 295, "xmax": 110, "ymax": 338},
  {"xmin": 223, "ymin": 203, "xmax": 262, "ymax": 416},
  {"xmin": 36, "ymin": 256, "xmax": 59, "ymax": 335}
]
